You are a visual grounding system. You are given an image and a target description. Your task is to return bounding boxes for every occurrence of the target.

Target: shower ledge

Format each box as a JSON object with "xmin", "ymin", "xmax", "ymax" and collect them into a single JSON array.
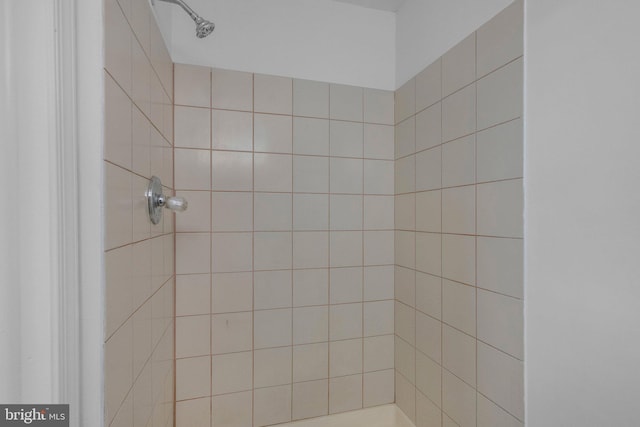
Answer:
[{"xmin": 276, "ymin": 404, "xmax": 415, "ymax": 427}]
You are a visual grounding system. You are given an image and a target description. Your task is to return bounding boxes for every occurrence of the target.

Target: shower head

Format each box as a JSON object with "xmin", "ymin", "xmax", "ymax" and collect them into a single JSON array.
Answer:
[{"xmin": 156, "ymin": 0, "xmax": 215, "ymax": 38}]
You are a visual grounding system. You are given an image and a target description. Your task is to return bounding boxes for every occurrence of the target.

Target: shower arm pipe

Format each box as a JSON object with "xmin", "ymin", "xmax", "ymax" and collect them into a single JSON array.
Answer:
[{"xmin": 157, "ymin": 0, "xmax": 201, "ymax": 23}]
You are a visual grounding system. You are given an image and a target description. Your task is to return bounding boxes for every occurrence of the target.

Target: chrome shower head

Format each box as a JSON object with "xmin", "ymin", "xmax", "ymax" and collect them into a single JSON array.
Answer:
[
  {"xmin": 156, "ymin": 0, "xmax": 215, "ymax": 39},
  {"xmin": 195, "ymin": 17, "xmax": 215, "ymax": 39}
]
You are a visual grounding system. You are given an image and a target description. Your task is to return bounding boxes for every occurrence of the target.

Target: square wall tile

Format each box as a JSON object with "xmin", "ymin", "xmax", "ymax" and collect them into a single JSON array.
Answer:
[
  {"xmin": 395, "ymin": 301, "xmax": 415, "ymax": 345},
  {"xmin": 395, "ymin": 231, "xmax": 416, "ymax": 270},
  {"xmin": 395, "ymin": 266, "xmax": 415, "ymax": 307},
  {"xmin": 329, "ymin": 303, "xmax": 362, "ymax": 341},
  {"xmin": 330, "ymin": 195, "xmax": 363, "ymax": 231},
  {"xmin": 254, "ymin": 347, "xmax": 292, "ymax": 388},
  {"xmin": 477, "ymin": 179, "xmax": 523, "ymax": 238},
  {"xmin": 212, "ymin": 352, "xmax": 253, "ymax": 395},
  {"xmin": 364, "ymin": 300, "xmax": 394, "ymax": 336},
  {"xmin": 416, "ymin": 391, "xmax": 442, "ymax": 427},
  {"xmin": 212, "ymin": 68, "xmax": 253, "ymax": 111},
  {"xmin": 329, "ymin": 374, "xmax": 363, "ymax": 414},
  {"xmin": 364, "ymin": 88, "xmax": 394, "ymax": 125},
  {"xmin": 293, "ymin": 156, "xmax": 329, "ymax": 193},
  {"xmin": 293, "ymin": 343, "xmax": 329, "ymax": 382},
  {"xmin": 105, "ymin": 318, "xmax": 132, "ymax": 422},
  {"xmin": 415, "ymin": 190, "xmax": 441, "ymax": 233},
  {"xmin": 416, "ymin": 147, "xmax": 442, "ymax": 192},
  {"xmin": 364, "ymin": 265, "xmax": 394, "ymax": 301},
  {"xmin": 415, "ymin": 59, "xmax": 441, "ymax": 111},
  {"xmin": 254, "ymin": 308, "xmax": 292, "ymax": 349},
  {"xmin": 177, "ymin": 274, "xmax": 210, "ymax": 316},
  {"xmin": 176, "ymin": 191, "xmax": 210, "ymax": 232},
  {"xmin": 442, "ymin": 325, "xmax": 476, "ymax": 386},
  {"xmin": 254, "ymin": 385, "xmax": 292, "ymax": 427},
  {"xmin": 330, "ymin": 267, "xmax": 363, "ymax": 304},
  {"xmin": 330, "ymin": 84, "xmax": 363, "ymax": 122},
  {"xmin": 176, "ymin": 315, "xmax": 210, "ymax": 358},
  {"xmin": 477, "ymin": 118, "xmax": 523, "ymax": 183},
  {"xmin": 442, "ymin": 33, "xmax": 476, "ymax": 97},
  {"xmin": 442, "ymin": 185, "xmax": 476, "ymax": 235},
  {"xmin": 293, "ymin": 117, "xmax": 330, "ymax": 155},
  {"xmin": 175, "ymin": 63, "xmax": 210, "ymax": 107},
  {"xmin": 395, "ymin": 78, "xmax": 415, "ymax": 124},
  {"xmin": 254, "ymin": 193, "xmax": 292, "ymax": 232},
  {"xmin": 254, "ymin": 270, "xmax": 292, "ymax": 310},
  {"xmin": 330, "ymin": 158, "xmax": 363, "ymax": 194},
  {"xmin": 211, "ymin": 151, "xmax": 253, "ymax": 191},
  {"xmin": 176, "ymin": 397, "xmax": 210, "ymax": 427},
  {"xmin": 395, "ymin": 336, "xmax": 415, "ymax": 384},
  {"xmin": 105, "ymin": 0, "xmax": 132, "ymax": 95},
  {"xmin": 105, "ymin": 164, "xmax": 132, "ymax": 250},
  {"xmin": 212, "ymin": 391, "xmax": 253, "ymax": 427},
  {"xmin": 416, "ymin": 272, "xmax": 442, "ymax": 320},
  {"xmin": 477, "ymin": 289, "xmax": 523, "ymax": 359},
  {"xmin": 395, "ymin": 372, "xmax": 416, "ymax": 422},
  {"xmin": 442, "ymin": 279, "xmax": 476, "ymax": 337},
  {"xmin": 364, "ymin": 231, "xmax": 394, "ymax": 266},
  {"xmin": 254, "ymin": 232, "xmax": 292, "ymax": 270},
  {"xmin": 330, "ymin": 121, "xmax": 363, "ymax": 158},
  {"xmin": 254, "ymin": 153, "xmax": 292, "ymax": 192},
  {"xmin": 254, "ymin": 74, "xmax": 292, "ymax": 115},
  {"xmin": 176, "ymin": 356, "xmax": 210, "ymax": 400},
  {"xmin": 212, "ymin": 272, "xmax": 253, "ymax": 314},
  {"xmin": 364, "ymin": 196, "xmax": 394, "ymax": 230},
  {"xmin": 415, "ymin": 102, "xmax": 441, "ymax": 152},
  {"xmin": 293, "ymin": 380, "xmax": 329, "ymax": 420},
  {"xmin": 176, "ymin": 233, "xmax": 210, "ymax": 274},
  {"xmin": 293, "ymin": 306, "xmax": 329, "ymax": 345},
  {"xmin": 477, "ymin": 393, "xmax": 524, "ymax": 427},
  {"xmin": 105, "ymin": 73, "xmax": 132, "ymax": 169},
  {"xmin": 477, "ymin": 58, "xmax": 523, "ymax": 130},
  {"xmin": 442, "ymin": 234, "xmax": 475, "ymax": 285},
  {"xmin": 212, "ymin": 110, "xmax": 253, "ymax": 151},
  {"xmin": 212, "ymin": 192, "xmax": 253, "ymax": 232},
  {"xmin": 416, "ymin": 232, "xmax": 441, "ymax": 276},
  {"xmin": 364, "ymin": 160, "xmax": 394, "ymax": 195},
  {"xmin": 395, "ymin": 193, "xmax": 416, "ymax": 231},
  {"xmin": 477, "ymin": 342, "xmax": 524, "ymax": 420},
  {"xmin": 211, "ymin": 232, "xmax": 253, "ymax": 273},
  {"xmin": 293, "ymin": 269, "xmax": 329, "ymax": 307},
  {"xmin": 294, "ymin": 79, "xmax": 329, "ymax": 118},
  {"xmin": 442, "ymin": 134, "xmax": 475, "ymax": 187},
  {"xmin": 330, "ymin": 338, "xmax": 362, "ymax": 377},
  {"xmin": 294, "ymin": 194, "xmax": 329, "ymax": 230},
  {"xmin": 415, "ymin": 312, "xmax": 441, "ymax": 364},
  {"xmin": 442, "ymin": 84, "xmax": 476, "ymax": 143},
  {"xmin": 395, "ymin": 155, "xmax": 416, "ymax": 195},
  {"xmin": 293, "ymin": 231, "xmax": 329, "ymax": 269},
  {"xmin": 415, "ymin": 351, "xmax": 441, "ymax": 407},
  {"xmin": 477, "ymin": 237, "xmax": 523, "ymax": 299},
  {"xmin": 395, "ymin": 116, "xmax": 415, "ymax": 159},
  {"xmin": 364, "ymin": 124, "xmax": 394, "ymax": 160},
  {"xmin": 363, "ymin": 335, "xmax": 394, "ymax": 372},
  {"xmin": 443, "ymin": 369, "xmax": 476, "ymax": 427},
  {"xmin": 254, "ymin": 113, "xmax": 292, "ymax": 153},
  {"xmin": 477, "ymin": 0, "xmax": 524, "ymax": 77},
  {"xmin": 330, "ymin": 231, "xmax": 362, "ymax": 268},
  {"xmin": 212, "ymin": 312, "xmax": 253, "ymax": 354}
]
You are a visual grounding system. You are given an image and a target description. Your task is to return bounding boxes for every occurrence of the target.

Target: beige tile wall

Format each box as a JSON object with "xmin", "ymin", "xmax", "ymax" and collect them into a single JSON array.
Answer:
[
  {"xmin": 393, "ymin": 2, "xmax": 524, "ymax": 427},
  {"xmin": 104, "ymin": 0, "xmax": 175, "ymax": 425},
  {"xmin": 173, "ymin": 65, "xmax": 396, "ymax": 426}
]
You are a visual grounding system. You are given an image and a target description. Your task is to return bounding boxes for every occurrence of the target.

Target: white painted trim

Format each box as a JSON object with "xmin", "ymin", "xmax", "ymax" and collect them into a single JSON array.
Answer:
[{"xmin": 75, "ymin": 0, "xmax": 105, "ymax": 424}]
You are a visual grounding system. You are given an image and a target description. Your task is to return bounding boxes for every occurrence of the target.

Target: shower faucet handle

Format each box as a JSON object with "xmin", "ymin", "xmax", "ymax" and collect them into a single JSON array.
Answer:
[
  {"xmin": 158, "ymin": 194, "xmax": 188, "ymax": 212},
  {"xmin": 146, "ymin": 176, "xmax": 188, "ymax": 224}
]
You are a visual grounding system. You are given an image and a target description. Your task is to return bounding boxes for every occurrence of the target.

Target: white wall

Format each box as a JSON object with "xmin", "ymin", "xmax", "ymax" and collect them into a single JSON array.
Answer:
[
  {"xmin": 395, "ymin": 0, "xmax": 513, "ymax": 87},
  {"xmin": 525, "ymin": 0, "xmax": 640, "ymax": 425},
  {"xmin": 155, "ymin": 0, "xmax": 396, "ymax": 90}
]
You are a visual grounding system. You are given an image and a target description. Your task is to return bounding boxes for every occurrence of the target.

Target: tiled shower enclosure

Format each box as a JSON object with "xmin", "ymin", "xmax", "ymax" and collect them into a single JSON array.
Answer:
[{"xmin": 103, "ymin": 0, "xmax": 524, "ymax": 426}]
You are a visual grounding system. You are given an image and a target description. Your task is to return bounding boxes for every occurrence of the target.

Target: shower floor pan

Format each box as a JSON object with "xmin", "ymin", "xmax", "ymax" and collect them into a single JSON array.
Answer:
[{"xmin": 277, "ymin": 404, "xmax": 414, "ymax": 427}]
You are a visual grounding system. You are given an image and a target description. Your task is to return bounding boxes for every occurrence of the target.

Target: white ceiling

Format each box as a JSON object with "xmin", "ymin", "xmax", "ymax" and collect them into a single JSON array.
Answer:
[{"xmin": 333, "ymin": 0, "xmax": 406, "ymax": 12}]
